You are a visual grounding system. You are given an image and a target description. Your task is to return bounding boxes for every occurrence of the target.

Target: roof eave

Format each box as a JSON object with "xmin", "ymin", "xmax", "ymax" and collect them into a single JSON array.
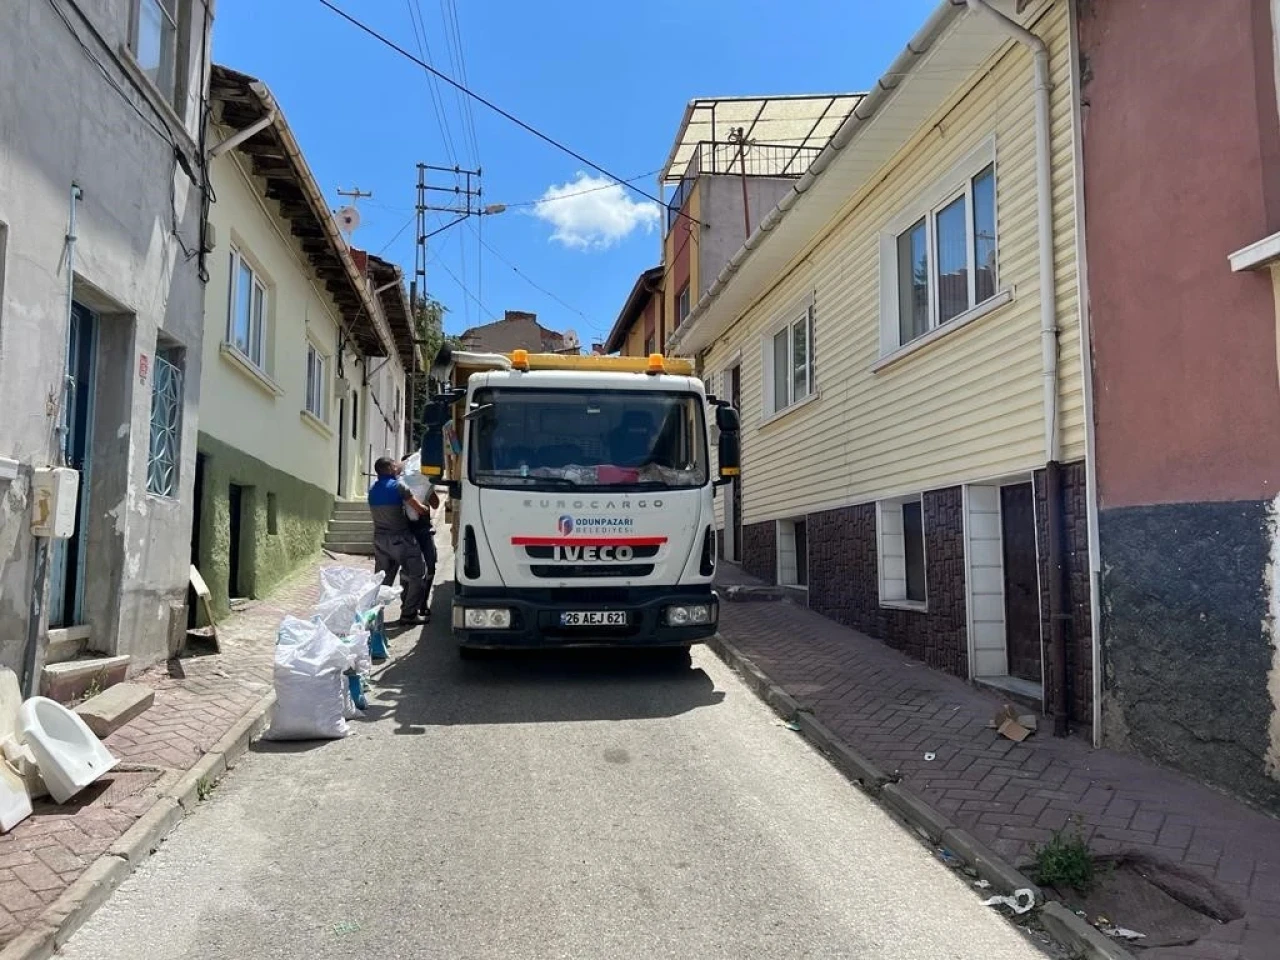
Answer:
[{"xmin": 604, "ymin": 266, "xmax": 663, "ymax": 353}]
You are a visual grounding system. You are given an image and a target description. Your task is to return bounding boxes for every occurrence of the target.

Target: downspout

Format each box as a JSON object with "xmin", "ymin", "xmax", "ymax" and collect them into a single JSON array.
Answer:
[
  {"xmin": 25, "ymin": 185, "xmax": 82, "ymax": 696},
  {"xmin": 966, "ymin": 0, "xmax": 1070, "ymax": 736},
  {"xmin": 208, "ymin": 93, "xmax": 276, "ymax": 158}
]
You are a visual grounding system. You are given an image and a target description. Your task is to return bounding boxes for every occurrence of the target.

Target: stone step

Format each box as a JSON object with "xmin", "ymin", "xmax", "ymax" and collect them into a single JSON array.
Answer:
[
  {"xmin": 41, "ymin": 655, "xmax": 131, "ymax": 704},
  {"xmin": 74, "ymin": 682, "xmax": 155, "ymax": 738},
  {"xmin": 328, "ymin": 519, "xmax": 374, "ymax": 533},
  {"xmin": 45, "ymin": 625, "xmax": 91, "ymax": 665},
  {"xmin": 324, "ymin": 542, "xmax": 375, "ymax": 557}
]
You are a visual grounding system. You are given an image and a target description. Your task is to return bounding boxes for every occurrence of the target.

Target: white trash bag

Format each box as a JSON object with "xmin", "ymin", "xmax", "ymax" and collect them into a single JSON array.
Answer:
[{"xmin": 265, "ymin": 616, "xmax": 356, "ymax": 741}]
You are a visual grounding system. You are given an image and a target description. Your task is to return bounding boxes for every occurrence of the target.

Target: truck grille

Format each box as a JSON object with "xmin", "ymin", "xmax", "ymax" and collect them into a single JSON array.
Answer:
[
  {"xmin": 529, "ymin": 564, "xmax": 655, "ymax": 579},
  {"xmin": 522, "ymin": 545, "xmax": 660, "ymax": 560}
]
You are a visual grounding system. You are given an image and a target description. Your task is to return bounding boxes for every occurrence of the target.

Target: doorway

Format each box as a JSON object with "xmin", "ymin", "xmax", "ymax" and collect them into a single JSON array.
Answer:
[
  {"xmin": 1000, "ymin": 482, "xmax": 1042, "ymax": 683},
  {"xmin": 48, "ymin": 303, "xmax": 98, "ymax": 628},
  {"xmin": 188, "ymin": 454, "xmax": 207, "ymax": 627},
  {"xmin": 228, "ymin": 483, "xmax": 247, "ymax": 599}
]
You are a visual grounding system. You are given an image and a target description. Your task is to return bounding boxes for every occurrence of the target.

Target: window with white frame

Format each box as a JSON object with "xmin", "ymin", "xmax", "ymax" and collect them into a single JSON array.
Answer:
[
  {"xmin": 227, "ymin": 248, "xmax": 268, "ymax": 370},
  {"xmin": 878, "ymin": 496, "xmax": 927, "ymax": 607},
  {"xmin": 304, "ymin": 342, "xmax": 329, "ymax": 421},
  {"xmin": 129, "ymin": 0, "xmax": 187, "ymax": 112},
  {"xmin": 762, "ymin": 297, "xmax": 815, "ymax": 417},
  {"xmin": 677, "ymin": 284, "xmax": 691, "ymax": 324},
  {"xmin": 884, "ymin": 142, "xmax": 999, "ymax": 351}
]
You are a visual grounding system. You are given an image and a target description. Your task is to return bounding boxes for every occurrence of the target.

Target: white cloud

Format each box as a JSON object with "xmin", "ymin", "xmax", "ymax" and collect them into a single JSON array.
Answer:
[{"xmin": 531, "ymin": 172, "xmax": 661, "ymax": 250}]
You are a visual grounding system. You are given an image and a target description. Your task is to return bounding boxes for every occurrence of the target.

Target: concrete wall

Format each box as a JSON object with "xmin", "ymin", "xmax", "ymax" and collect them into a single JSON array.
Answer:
[
  {"xmin": 362, "ymin": 351, "xmax": 406, "ymax": 473},
  {"xmin": 1078, "ymin": 0, "xmax": 1280, "ymax": 809},
  {"xmin": 0, "ymin": 0, "xmax": 212, "ymax": 674},
  {"xmin": 699, "ymin": 176, "xmax": 795, "ymax": 302},
  {"xmin": 194, "ymin": 431, "xmax": 333, "ymax": 618}
]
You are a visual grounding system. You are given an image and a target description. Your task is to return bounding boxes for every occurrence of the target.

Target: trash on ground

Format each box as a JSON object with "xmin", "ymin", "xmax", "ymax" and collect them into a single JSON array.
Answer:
[
  {"xmin": 981, "ymin": 888, "xmax": 1037, "ymax": 915},
  {"xmin": 265, "ymin": 616, "xmax": 357, "ymax": 741},
  {"xmin": 991, "ymin": 703, "xmax": 1037, "ymax": 741},
  {"xmin": 973, "ymin": 879, "xmax": 992, "ymax": 889},
  {"xmin": 333, "ymin": 920, "xmax": 362, "ymax": 935},
  {"xmin": 1099, "ymin": 926, "xmax": 1146, "ymax": 940},
  {"xmin": 924, "ymin": 752, "xmax": 936, "ymax": 761},
  {"xmin": 936, "ymin": 848, "xmax": 963, "ymax": 868},
  {"xmin": 782, "ymin": 719, "xmax": 801, "ymax": 731}
]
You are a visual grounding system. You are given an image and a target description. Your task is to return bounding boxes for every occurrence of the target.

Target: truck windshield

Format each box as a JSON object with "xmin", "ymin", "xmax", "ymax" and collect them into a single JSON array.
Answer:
[{"xmin": 468, "ymin": 388, "xmax": 708, "ymax": 491}]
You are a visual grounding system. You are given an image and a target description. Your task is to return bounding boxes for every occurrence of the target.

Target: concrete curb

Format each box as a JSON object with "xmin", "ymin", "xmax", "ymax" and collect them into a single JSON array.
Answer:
[
  {"xmin": 0, "ymin": 691, "xmax": 277, "ymax": 960},
  {"xmin": 1040, "ymin": 902, "xmax": 1138, "ymax": 960}
]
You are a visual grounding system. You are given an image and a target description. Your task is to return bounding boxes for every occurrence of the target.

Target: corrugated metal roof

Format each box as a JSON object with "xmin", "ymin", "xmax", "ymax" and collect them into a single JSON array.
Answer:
[{"xmin": 661, "ymin": 95, "xmax": 864, "ymax": 183}]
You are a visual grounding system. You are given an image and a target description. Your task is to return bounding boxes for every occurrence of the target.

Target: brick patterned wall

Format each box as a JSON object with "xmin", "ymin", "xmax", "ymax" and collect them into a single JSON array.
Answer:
[
  {"xmin": 807, "ymin": 488, "xmax": 969, "ymax": 679},
  {"xmin": 741, "ymin": 520, "xmax": 776, "ymax": 584},
  {"xmin": 1033, "ymin": 461, "xmax": 1093, "ymax": 731}
]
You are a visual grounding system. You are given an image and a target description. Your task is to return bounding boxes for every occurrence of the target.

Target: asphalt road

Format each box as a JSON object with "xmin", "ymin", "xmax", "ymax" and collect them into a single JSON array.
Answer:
[{"xmin": 60, "ymin": 592, "xmax": 1052, "ymax": 960}]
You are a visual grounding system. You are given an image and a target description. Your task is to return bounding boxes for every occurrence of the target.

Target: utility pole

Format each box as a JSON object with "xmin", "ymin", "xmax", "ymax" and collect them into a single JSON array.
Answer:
[
  {"xmin": 728, "ymin": 127, "xmax": 752, "ymax": 241},
  {"xmin": 410, "ymin": 164, "xmax": 489, "ymax": 442},
  {"xmin": 336, "ymin": 186, "xmax": 373, "ymax": 204}
]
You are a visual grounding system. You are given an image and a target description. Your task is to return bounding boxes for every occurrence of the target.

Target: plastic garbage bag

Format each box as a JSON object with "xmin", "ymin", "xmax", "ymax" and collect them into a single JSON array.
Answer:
[
  {"xmin": 981, "ymin": 889, "xmax": 1037, "ymax": 915},
  {"xmin": 265, "ymin": 616, "xmax": 355, "ymax": 741},
  {"xmin": 318, "ymin": 566, "xmax": 385, "ymax": 616}
]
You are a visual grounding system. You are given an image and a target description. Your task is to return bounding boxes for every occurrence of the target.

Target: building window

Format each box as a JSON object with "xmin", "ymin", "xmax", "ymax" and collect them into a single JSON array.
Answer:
[
  {"xmin": 351, "ymin": 393, "xmax": 359, "ymax": 439},
  {"xmin": 304, "ymin": 342, "xmax": 329, "ymax": 421},
  {"xmin": 763, "ymin": 298, "xmax": 815, "ymax": 417},
  {"xmin": 227, "ymin": 248, "xmax": 268, "ymax": 370},
  {"xmin": 888, "ymin": 154, "xmax": 998, "ymax": 348},
  {"xmin": 878, "ymin": 496, "xmax": 927, "ymax": 608},
  {"xmin": 147, "ymin": 344, "xmax": 184, "ymax": 498},
  {"xmin": 777, "ymin": 518, "xmax": 809, "ymax": 587},
  {"xmin": 677, "ymin": 284, "xmax": 691, "ymax": 324},
  {"xmin": 644, "ymin": 333, "xmax": 655, "ymax": 355},
  {"xmin": 129, "ymin": 0, "xmax": 185, "ymax": 111}
]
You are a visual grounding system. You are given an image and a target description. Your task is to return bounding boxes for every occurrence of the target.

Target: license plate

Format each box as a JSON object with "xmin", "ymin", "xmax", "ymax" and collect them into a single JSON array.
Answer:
[{"xmin": 560, "ymin": 611, "xmax": 627, "ymax": 627}]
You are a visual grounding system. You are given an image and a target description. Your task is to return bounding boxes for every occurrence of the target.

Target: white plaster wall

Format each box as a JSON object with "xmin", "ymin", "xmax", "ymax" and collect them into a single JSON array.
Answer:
[
  {"xmin": 0, "ymin": 0, "xmax": 212, "ymax": 673},
  {"xmin": 201, "ymin": 149, "xmax": 348, "ymax": 495}
]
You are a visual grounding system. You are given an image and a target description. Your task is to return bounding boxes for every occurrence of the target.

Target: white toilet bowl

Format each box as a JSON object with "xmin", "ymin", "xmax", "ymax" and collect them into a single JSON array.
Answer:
[{"xmin": 18, "ymin": 697, "xmax": 118, "ymax": 804}]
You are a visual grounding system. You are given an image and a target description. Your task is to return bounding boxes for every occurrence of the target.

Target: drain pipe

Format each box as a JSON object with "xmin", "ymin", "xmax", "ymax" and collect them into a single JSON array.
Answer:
[
  {"xmin": 965, "ymin": 0, "xmax": 1069, "ymax": 735},
  {"xmin": 25, "ymin": 185, "xmax": 82, "ymax": 696}
]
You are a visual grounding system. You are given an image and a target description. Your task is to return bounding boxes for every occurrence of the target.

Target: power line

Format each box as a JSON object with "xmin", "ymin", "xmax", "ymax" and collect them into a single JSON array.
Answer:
[
  {"xmin": 432, "ymin": 253, "xmax": 497, "ymax": 325},
  {"xmin": 466, "ymin": 220, "xmax": 606, "ymax": 336},
  {"xmin": 405, "ymin": 0, "xmax": 459, "ymax": 168},
  {"xmin": 313, "ymin": 0, "xmax": 698, "ymax": 225},
  {"xmin": 502, "ymin": 169, "xmax": 663, "ymax": 209}
]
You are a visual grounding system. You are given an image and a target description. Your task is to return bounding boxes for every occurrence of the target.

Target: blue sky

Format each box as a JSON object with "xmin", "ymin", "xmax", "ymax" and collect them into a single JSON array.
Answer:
[{"xmin": 212, "ymin": 1, "xmax": 937, "ymax": 343}]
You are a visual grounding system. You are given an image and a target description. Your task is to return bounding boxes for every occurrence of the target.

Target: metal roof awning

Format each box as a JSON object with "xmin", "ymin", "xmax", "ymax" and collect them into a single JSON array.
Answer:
[{"xmin": 661, "ymin": 94, "xmax": 864, "ymax": 184}]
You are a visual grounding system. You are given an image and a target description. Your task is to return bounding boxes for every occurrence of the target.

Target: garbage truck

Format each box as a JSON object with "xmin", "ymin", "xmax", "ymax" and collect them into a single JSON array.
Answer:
[{"xmin": 419, "ymin": 345, "xmax": 741, "ymax": 657}]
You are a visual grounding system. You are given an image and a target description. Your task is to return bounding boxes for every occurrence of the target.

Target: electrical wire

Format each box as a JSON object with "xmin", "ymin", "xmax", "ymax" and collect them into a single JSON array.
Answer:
[
  {"xmin": 406, "ymin": 0, "xmax": 460, "ymax": 169},
  {"xmin": 313, "ymin": 0, "xmax": 699, "ymax": 225},
  {"xmin": 432, "ymin": 253, "xmax": 497, "ymax": 326},
  {"xmin": 376, "ymin": 214, "xmax": 415, "ymax": 255},
  {"xmin": 501, "ymin": 169, "xmax": 663, "ymax": 208},
  {"xmin": 465, "ymin": 220, "xmax": 607, "ymax": 336}
]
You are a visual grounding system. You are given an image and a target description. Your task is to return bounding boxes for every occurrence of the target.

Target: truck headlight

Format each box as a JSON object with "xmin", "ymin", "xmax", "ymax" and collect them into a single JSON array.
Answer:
[
  {"xmin": 664, "ymin": 603, "xmax": 716, "ymax": 626},
  {"xmin": 456, "ymin": 607, "xmax": 512, "ymax": 629}
]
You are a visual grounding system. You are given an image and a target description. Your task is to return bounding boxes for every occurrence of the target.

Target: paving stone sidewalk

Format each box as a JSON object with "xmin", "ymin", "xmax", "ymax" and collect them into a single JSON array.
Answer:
[
  {"xmin": 714, "ymin": 566, "xmax": 1280, "ymax": 960},
  {"xmin": 0, "ymin": 552, "xmax": 374, "ymax": 949}
]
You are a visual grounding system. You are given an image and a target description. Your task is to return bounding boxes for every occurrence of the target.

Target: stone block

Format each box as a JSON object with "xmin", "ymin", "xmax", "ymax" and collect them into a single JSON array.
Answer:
[
  {"xmin": 40, "ymin": 657, "xmax": 130, "ymax": 705},
  {"xmin": 73, "ymin": 683, "xmax": 154, "ymax": 738}
]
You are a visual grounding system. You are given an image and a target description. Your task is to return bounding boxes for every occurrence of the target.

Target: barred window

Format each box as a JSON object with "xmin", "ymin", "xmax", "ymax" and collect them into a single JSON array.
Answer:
[{"xmin": 147, "ymin": 345, "xmax": 184, "ymax": 497}]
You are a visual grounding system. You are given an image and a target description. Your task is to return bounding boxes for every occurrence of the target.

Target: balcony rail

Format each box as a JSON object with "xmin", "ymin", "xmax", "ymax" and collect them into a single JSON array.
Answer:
[{"xmin": 666, "ymin": 140, "xmax": 824, "ymax": 229}]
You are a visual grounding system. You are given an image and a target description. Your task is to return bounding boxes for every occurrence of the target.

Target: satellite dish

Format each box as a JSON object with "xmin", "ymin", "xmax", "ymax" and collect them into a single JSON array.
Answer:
[
  {"xmin": 336, "ymin": 205, "xmax": 361, "ymax": 236},
  {"xmin": 562, "ymin": 328, "xmax": 579, "ymax": 349}
]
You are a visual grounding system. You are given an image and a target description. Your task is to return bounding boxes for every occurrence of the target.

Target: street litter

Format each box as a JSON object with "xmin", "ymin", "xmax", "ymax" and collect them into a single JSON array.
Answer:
[
  {"xmin": 1099, "ymin": 926, "xmax": 1145, "ymax": 941},
  {"xmin": 936, "ymin": 848, "xmax": 963, "ymax": 868},
  {"xmin": 924, "ymin": 752, "xmax": 936, "ymax": 761},
  {"xmin": 781, "ymin": 719, "xmax": 801, "ymax": 731},
  {"xmin": 973, "ymin": 879, "xmax": 992, "ymax": 889},
  {"xmin": 981, "ymin": 888, "xmax": 1037, "ymax": 915},
  {"xmin": 991, "ymin": 704, "xmax": 1038, "ymax": 741},
  {"xmin": 333, "ymin": 920, "xmax": 362, "ymax": 935}
]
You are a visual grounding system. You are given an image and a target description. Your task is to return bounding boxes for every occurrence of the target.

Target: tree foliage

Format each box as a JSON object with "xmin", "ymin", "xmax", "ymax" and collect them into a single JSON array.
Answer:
[{"xmin": 409, "ymin": 296, "xmax": 457, "ymax": 444}]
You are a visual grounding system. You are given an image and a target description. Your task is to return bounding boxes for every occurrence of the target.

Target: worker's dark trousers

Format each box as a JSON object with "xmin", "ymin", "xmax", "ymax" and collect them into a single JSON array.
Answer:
[{"xmin": 373, "ymin": 531, "xmax": 427, "ymax": 621}]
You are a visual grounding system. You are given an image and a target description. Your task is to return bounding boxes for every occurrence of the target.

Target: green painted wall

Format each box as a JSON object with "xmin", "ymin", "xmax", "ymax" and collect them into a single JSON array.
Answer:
[{"xmin": 194, "ymin": 432, "xmax": 334, "ymax": 620}]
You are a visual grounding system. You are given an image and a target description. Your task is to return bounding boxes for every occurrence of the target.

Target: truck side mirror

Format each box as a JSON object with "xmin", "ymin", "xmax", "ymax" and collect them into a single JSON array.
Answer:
[
  {"xmin": 715, "ymin": 405, "xmax": 740, "ymax": 433},
  {"xmin": 717, "ymin": 429, "xmax": 740, "ymax": 486}
]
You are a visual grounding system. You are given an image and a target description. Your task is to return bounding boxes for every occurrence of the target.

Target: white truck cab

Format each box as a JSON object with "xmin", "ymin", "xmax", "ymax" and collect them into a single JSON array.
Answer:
[{"xmin": 420, "ymin": 347, "xmax": 741, "ymax": 657}]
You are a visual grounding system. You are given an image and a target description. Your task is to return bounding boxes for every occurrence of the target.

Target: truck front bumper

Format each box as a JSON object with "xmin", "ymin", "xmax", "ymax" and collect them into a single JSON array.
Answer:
[{"xmin": 451, "ymin": 585, "xmax": 718, "ymax": 649}]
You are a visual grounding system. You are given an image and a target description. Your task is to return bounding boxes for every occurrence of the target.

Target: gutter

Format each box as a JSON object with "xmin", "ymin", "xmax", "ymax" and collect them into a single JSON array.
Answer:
[
  {"xmin": 667, "ymin": 0, "xmax": 962, "ymax": 355},
  {"xmin": 965, "ymin": 0, "xmax": 1071, "ymax": 737}
]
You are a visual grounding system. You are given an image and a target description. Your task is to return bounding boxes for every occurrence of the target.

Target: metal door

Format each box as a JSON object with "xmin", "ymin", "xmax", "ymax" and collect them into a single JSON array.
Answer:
[{"xmin": 48, "ymin": 303, "xmax": 98, "ymax": 627}]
